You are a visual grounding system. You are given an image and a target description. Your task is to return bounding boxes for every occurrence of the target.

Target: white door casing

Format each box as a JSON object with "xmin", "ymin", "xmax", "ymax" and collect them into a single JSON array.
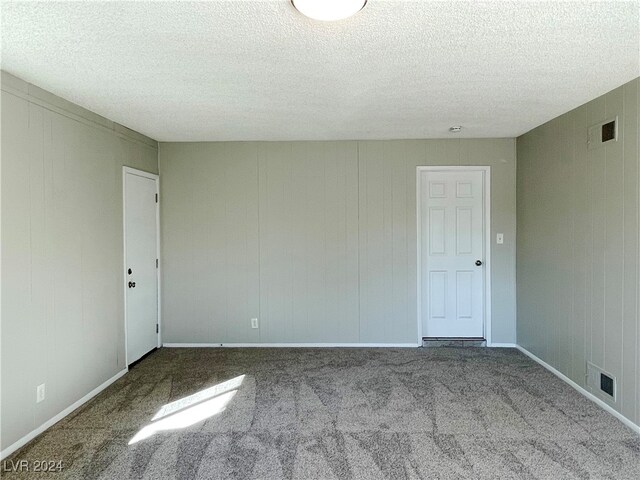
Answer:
[
  {"xmin": 123, "ymin": 167, "xmax": 160, "ymax": 365},
  {"xmin": 417, "ymin": 167, "xmax": 490, "ymax": 340}
]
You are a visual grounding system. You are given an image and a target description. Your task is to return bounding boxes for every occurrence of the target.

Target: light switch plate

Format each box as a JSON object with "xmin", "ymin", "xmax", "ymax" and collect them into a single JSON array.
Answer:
[
  {"xmin": 496, "ymin": 233, "xmax": 504, "ymax": 244},
  {"xmin": 251, "ymin": 318, "xmax": 259, "ymax": 329}
]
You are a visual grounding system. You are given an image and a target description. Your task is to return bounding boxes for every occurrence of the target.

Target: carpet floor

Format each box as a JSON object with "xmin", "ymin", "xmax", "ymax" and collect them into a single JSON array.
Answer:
[{"xmin": 3, "ymin": 347, "xmax": 640, "ymax": 479}]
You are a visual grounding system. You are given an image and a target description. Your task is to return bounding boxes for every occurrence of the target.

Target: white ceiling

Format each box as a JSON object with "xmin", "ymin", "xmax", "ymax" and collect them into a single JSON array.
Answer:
[{"xmin": 2, "ymin": 1, "xmax": 639, "ymax": 142}]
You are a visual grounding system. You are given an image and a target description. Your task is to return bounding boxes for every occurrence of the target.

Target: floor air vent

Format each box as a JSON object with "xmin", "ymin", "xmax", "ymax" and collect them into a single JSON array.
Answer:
[
  {"xmin": 586, "ymin": 362, "xmax": 617, "ymax": 403},
  {"xmin": 600, "ymin": 373, "xmax": 614, "ymax": 397}
]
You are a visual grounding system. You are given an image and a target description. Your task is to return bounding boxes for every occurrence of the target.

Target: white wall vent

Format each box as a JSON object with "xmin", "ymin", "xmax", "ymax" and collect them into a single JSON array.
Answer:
[
  {"xmin": 586, "ymin": 361, "xmax": 617, "ymax": 404},
  {"xmin": 587, "ymin": 117, "xmax": 618, "ymax": 150}
]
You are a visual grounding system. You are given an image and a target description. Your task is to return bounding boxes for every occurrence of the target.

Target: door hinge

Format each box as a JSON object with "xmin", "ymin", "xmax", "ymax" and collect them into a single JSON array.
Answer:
[
  {"xmin": 156, "ymin": 258, "xmax": 158, "ymax": 268},
  {"xmin": 156, "ymin": 324, "xmax": 159, "ymax": 334},
  {"xmin": 155, "ymin": 193, "xmax": 158, "ymax": 203}
]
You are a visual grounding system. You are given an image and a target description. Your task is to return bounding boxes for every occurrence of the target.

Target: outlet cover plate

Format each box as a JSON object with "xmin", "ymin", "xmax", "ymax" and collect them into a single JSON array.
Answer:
[{"xmin": 36, "ymin": 383, "xmax": 46, "ymax": 403}]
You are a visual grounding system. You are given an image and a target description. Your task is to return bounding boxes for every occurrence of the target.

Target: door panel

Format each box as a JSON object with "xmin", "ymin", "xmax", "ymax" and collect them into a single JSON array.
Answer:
[
  {"xmin": 125, "ymin": 171, "xmax": 158, "ymax": 364},
  {"xmin": 429, "ymin": 271, "xmax": 447, "ymax": 319},
  {"xmin": 421, "ymin": 170, "xmax": 485, "ymax": 337},
  {"xmin": 429, "ymin": 208, "xmax": 446, "ymax": 254},
  {"xmin": 456, "ymin": 207, "xmax": 473, "ymax": 254}
]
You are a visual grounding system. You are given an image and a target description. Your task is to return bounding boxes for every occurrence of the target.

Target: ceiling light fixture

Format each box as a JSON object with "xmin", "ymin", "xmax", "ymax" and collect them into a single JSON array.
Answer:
[{"xmin": 291, "ymin": 0, "xmax": 367, "ymax": 22}]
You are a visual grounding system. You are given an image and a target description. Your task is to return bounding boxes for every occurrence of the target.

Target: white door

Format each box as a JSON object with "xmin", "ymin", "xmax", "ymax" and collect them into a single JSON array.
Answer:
[
  {"xmin": 124, "ymin": 168, "xmax": 159, "ymax": 364},
  {"xmin": 420, "ymin": 169, "xmax": 486, "ymax": 338}
]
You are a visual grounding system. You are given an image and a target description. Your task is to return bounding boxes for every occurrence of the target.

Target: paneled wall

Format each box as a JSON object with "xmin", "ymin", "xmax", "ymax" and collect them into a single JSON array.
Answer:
[
  {"xmin": 159, "ymin": 138, "xmax": 516, "ymax": 345},
  {"xmin": 517, "ymin": 77, "xmax": 639, "ymax": 426},
  {"xmin": 258, "ymin": 142, "xmax": 360, "ymax": 343},
  {"xmin": 160, "ymin": 143, "xmax": 260, "ymax": 343},
  {"xmin": 1, "ymin": 71, "xmax": 158, "ymax": 452}
]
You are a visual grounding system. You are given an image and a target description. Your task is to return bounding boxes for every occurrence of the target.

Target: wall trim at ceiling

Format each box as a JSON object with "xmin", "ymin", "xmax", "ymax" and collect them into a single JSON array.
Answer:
[{"xmin": 1, "ymin": 70, "xmax": 157, "ymax": 149}]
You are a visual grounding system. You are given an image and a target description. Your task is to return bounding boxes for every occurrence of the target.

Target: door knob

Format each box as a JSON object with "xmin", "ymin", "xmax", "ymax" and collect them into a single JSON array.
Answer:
[
  {"xmin": 128, "ymin": 281, "xmax": 136, "ymax": 288},
  {"xmin": 475, "ymin": 260, "xmax": 483, "ymax": 266}
]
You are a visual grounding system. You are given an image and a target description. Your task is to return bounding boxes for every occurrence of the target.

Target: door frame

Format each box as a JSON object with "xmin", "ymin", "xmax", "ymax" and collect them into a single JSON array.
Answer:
[
  {"xmin": 123, "ymin": 166, "xmax": 161, "ymax": 367},
  {"xmin": 416, "ymin": 166, "xmax": 492, "ymax": 344}
]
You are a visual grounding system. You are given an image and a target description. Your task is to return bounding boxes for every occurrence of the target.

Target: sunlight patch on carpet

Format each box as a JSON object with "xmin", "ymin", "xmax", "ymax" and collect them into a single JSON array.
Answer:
[{"xmin": 129, "ymin": 375, "xmax": 245, "ymax": 445}]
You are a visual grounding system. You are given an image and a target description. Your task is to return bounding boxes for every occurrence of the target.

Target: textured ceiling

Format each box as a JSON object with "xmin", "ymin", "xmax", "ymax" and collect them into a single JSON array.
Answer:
[{"xmin": 2, "ymin": 1, "xmax": 639, "ymax": 141}]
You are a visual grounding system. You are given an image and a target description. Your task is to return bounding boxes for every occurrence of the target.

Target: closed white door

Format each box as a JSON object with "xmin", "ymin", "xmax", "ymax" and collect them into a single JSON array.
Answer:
[
  {"xmin": 124, "ymin": 168, "xmax": 159, "ymax": 364},
  {"xmin": 420, "ymin": 169, "xmax": 486, "ymax": 338}
]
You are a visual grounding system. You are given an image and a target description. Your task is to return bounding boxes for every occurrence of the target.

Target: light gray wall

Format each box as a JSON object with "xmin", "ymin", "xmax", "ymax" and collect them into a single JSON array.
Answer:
[
  {"xmin": 1, "ymin": 71, "xmax": 158, "ymax": 451},
  {"xmin": 160, "ymin": 139, "xmax": 516, "ymax": 345},
  {"xmin": 517, "ymin": 77, "xmax": 640, "ymax": 426}
]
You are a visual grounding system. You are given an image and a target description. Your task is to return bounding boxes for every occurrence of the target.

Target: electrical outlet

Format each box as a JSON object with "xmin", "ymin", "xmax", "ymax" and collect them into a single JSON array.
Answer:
[
  {"xmin": 251, "ymin": 318, "xmax": 259, "ymax": 329},
  {"xmin": 36, "ymin": 384, "xmax": 46, "ymax": 403}
]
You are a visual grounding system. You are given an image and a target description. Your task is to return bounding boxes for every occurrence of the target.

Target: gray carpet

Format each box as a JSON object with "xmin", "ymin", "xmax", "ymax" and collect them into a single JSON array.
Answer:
[{"xmin": 4, "ymin": 347, "xmax": 640, "ymax": 479}]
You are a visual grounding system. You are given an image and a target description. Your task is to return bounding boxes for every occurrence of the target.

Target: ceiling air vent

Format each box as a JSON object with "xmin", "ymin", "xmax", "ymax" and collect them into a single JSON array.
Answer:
[{"xmin": 588, "ymin": 117, "xmax": 618, "ymax": 150}]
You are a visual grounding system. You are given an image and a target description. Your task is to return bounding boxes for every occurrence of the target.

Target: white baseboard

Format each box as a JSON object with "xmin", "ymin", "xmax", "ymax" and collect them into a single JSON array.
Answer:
[
  {"xmin": 515, "ymin": 345, "xmax": 640, "ymax": 436},
  {"xmin": 8, "ymin": 344, "xmax": 635, "ymax": 460},
  {"xmin": 0, "ymin": 368, "xmax": 128, "ymax": 460},
  {"xmin": 163, "ymin": 342, "xmax": 420, "ymax": 348}
]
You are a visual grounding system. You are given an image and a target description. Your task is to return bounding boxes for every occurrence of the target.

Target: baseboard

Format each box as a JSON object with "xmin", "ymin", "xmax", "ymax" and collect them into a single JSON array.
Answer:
[
  {"xmin": 515, "ymin": 345, "xmax": 640, "ymax": 436},
  {"xmin": 3, "ymin": 347, "xmax": 635, "ymax": 460},
  {"xmin": 163, "ymin": 342, "xmax": 420, "ymax": 348},
  {"xmin": 0, "ymin": 368, "xmax": 128, "ymax": 460}
]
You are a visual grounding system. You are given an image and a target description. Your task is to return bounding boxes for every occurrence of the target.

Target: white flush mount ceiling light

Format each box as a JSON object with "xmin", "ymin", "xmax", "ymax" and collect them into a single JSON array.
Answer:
[{"xmin": 292, "ymin": 0, "xmax": 367, "ymax": 21}]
